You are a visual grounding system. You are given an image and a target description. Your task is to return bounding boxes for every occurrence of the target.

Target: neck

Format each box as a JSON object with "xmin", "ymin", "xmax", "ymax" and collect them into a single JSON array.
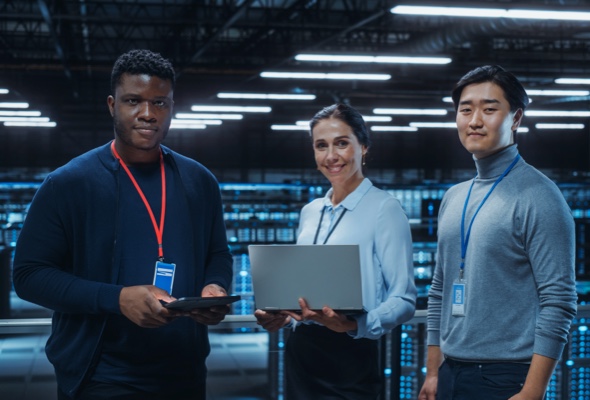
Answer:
[
  {"xmin": 331, "ymin": 176, "xmax": 364, "ymax": 206},
  {"xmin": 113, "ymin": 141, "xmax": 160, "ymax": 165}
]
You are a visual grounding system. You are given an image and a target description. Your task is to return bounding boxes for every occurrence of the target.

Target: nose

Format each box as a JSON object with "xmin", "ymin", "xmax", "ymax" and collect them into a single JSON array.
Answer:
[
  {"xmin": 138, "ymin": 101, "xmax": 156, "ymax": 121},
  {"xmin": 326, "ymin": 145, "xmax": 339, "ymax": 162},
  {"xmin": 468, "ymin": 109, "xmax": 483, "ymax": 129}
]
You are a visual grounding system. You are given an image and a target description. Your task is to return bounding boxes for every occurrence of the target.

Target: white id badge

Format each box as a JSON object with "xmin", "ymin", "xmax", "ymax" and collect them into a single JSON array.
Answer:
[
  {"xmin": 452, "ymin": 280, "xmax": 466, "ymax": 317},
  {"xmin": 153, "ymin": 261, "xmax": 176, "ymax": 294}
]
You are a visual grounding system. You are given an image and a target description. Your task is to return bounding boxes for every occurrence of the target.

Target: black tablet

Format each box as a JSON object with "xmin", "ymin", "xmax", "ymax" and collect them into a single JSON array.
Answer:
[{"xmin": 163, "ymin": 295, "xmax": 241, "ymax": 311}]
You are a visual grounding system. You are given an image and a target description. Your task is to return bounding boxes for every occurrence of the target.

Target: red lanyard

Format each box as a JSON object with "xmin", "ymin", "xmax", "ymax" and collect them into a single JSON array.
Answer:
[{"xmin": 110, "ymin": 140, "xmax": 166, "ymax": 260}]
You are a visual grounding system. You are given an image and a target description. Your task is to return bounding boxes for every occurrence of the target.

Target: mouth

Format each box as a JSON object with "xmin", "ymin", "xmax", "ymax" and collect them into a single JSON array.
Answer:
[
  {"xmin": 324, "ymin": 164, "xmax": 345, "ymax": 173},
  {"xmin": 467, "ymin": 131, "xmax": 485, "ymax": 137},
  {"xmin": 134, "ymin": 126, "xmax": 158, "ymax": 135}
]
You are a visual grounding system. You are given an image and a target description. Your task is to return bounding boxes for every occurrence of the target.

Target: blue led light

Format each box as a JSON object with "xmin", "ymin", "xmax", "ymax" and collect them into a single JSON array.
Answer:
[
  {"xmin": 384, "ymin": 368, "xmax": 392, "ymax": 376},
  {"xmin": 278, "ymin": 341, "xmax": 284, "ymax": 348},
  {"xmin": 567, "ymin": 360, "xmax": 575, "ymax": 367},
  {"xmin": 579, "ymin": 325, "xmax": 588, "ymax": 332}
]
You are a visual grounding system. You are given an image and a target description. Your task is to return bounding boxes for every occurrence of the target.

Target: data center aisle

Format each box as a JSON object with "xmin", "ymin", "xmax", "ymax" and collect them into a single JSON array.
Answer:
[{"xmin": 0, "ymin": 332, "xmax": 270, "ymax": 400}]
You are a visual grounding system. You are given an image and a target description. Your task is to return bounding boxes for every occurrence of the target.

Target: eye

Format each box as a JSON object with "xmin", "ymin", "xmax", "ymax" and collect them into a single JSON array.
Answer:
[
  {"xmin": 125, "ymin": 98, "xmax": 139, "ymax": 105},
  {"xmin": 337, "ymin": 140, "xmax": 349, "ymax": 148},
  {"xmin": 154, "ymin": 100, "xmax": 169, "ymax": 108},
  {"xmin": 314, "ymin": 142, "xmax": 327, "ymax": 149},
  {"xmin": 459, "ymin": 107, "xmax": 471, "ymax": 114}
]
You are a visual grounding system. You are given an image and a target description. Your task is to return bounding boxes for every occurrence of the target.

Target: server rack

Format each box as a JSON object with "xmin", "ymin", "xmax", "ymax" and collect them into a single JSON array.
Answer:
[{"xmin": 3, "ymin": 180, "xmax": 590, "ymax": 399}]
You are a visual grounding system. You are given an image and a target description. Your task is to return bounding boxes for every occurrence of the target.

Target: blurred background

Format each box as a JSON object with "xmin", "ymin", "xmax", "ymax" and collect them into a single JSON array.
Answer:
[{"xmin": 2, "ymin": 1, "xmax": 590, "ymax": 399}]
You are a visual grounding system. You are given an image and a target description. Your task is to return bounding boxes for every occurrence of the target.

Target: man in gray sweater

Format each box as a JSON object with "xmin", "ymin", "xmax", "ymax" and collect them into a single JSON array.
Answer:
[{"xmin": 418, "ymin": 65, "xmax": 577, "ymax": 400}]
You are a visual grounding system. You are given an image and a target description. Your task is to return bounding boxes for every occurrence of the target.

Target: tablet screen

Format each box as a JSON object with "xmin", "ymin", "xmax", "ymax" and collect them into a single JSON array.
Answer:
[{"xmin": 163, "ymin": 295, "xmax": 241, "ymax": 311}]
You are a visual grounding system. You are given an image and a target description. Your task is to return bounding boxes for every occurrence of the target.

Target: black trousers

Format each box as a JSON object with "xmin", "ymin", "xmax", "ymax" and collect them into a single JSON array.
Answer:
[
  {"xmin": 58, "ymin": 380, "xmax": 206, "ymax": 400},
  {"xmin": 285, "ymin": 324, "xmax": 381, "ymax": 400},
  {"xmin": 437, "ymin": 358, "xmax": 537, "ymax": 400}
]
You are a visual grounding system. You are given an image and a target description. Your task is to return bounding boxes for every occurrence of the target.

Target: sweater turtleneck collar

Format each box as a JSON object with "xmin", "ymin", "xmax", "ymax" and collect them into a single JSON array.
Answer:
[{"xmin": 473, "ymin": 144, "xmax": 520, "ymax": 179}]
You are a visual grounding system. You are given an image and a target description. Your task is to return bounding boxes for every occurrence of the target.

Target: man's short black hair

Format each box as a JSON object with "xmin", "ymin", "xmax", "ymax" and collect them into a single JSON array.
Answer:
[
  {"xmin": 110, "ymin": 49, "xmax": 176, "ymax": 94},
  {"xmin": 451, "ymin": 65, "xmax": 529, "ymax": 113}
]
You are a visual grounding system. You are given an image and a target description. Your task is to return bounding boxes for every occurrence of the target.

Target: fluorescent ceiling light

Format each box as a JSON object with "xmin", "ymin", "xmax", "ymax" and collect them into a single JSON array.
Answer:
[
  {"xmin": 295, "ymin": 54, "xmax": 451, "ymax": 65},
  {"xmin": 271, "ymin": 125, "xmax": 309, "ymax": 131},
  {"xmin": 0, "ymin": 102, "xmax": 29, "ymax": 108},
  {"xmin": 363, "ymin": 116, "xmax": 393, "ymax": 122},
  {"xmin": 442, "ymin": 97, "xmax": 453, "ymax": 103},
  {"xmin": 555, "ymin": 78, "xmax": 590, "ymax": 85},
  {"xmin": 0, "ymin": 110, "xmax": 42, "ymax": 116},
  {"xmin": 371, "ymin": 126, "xmax": 419, "ymax": 132},
  {"xmin": 535, "ymin": 123, "xmax": 585, "ymax": 130},
  {"xmin": 374, "ymin": 108, "xmax": 447, "ymax": 116},
  {"xmin": 217, "ymin": 93, "xmax": 316, "ymax": 100},
  {"xmin": 0, "ymin": 116, "xmax": 49, "ymax": 122},
  {"xmin": 176, "ymin": 113, "xmax": 243, "ymax": 120},
  {"xmin": 0, "ymin": 89, "xmax": 8, "ymax": 94},
  {"xmin": 525, "ymin": 110, "xmax": 590, "ymax": 117},
  {"xmin": 260, "ymin": 71, "xmax": 391, "ymax": 81},
  {"xmin": 169, "ymin": 122, "xmax": 207, "ymax": 130},
  {"xmin": 390, "ymin": 5, "xmax": 590, "ymax": 21},
  {"xmin": 392, "ymin": 5, "xmax": 506, "ymax": 18},
  {"xmin": 190, "ymin": 105, "xmax": 271, "ymax": 113},
  {"xmin": 4, "ymin": 121, "xmax": 56, "ymax": 127},
  {"xmin": 171, "ymin": 118, "xmax": 221, "ymax": 125},
  {"xmin": 526, "ymin": 89, "xmax": 590, "ymax": 96},
  {"xmin": 410, "ymin": 122, "xmax": 456, "ymax": 128}
]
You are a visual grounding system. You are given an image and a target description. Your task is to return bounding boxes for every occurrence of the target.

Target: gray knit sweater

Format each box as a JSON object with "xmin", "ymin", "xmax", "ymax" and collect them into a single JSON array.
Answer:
[{"xmin": 427, "ymin": 145, "xmax": 577, "ymax": 361}]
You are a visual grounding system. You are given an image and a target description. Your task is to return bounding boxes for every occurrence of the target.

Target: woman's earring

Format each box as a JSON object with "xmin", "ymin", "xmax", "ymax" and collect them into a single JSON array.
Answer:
[{"xmin": 362, "ymin": 153, "xmax": 366, "ymax": 166}]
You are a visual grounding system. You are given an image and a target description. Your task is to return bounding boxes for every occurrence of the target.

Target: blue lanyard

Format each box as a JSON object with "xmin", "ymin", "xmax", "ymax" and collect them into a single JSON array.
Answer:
[
  {"xmin": 313, "ymin": 206, "xmax": 347, "ymax": 245},
  {"xmin": 459, "ymin": 154, "xmax": 520, "ymax": 279}
]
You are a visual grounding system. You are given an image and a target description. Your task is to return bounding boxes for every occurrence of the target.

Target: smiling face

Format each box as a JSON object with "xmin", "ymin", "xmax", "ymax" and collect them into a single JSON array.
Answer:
[
  {"xmin": 107, "ymin": 73, "xmax": 173, "ymax": 164},
  {"xmin": 456, "ymin": 81, "xmax": 523, "ymax": 159},
  {"xmin": 312, "ymin": 117, "xmax": 367, "ymax": 192}
]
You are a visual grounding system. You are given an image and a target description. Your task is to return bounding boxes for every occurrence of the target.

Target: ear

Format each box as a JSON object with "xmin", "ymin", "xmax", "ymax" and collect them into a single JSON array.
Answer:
[
  {"xmin": 107, "ymin": 95, "xmax": 115, "ymax": 117},
  {"xmin": 511, "ymin": 108, "xmax": 524, "ymax": 132}
]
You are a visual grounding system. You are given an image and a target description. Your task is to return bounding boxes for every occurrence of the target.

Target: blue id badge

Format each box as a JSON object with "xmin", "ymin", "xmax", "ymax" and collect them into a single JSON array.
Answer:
[
  {"xmin": 452, "ymin": 280, "xmax": 466, "ymax": 317},
  {"xmin": 153, "ymin": 261, "xmax": 176, "ymax": 294}
]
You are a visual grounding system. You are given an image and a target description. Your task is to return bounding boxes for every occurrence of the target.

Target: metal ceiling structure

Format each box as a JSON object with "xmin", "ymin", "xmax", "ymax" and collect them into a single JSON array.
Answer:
[{"xmin": 1, "ymin": 0, "xmax": 590, "ymax": 176}]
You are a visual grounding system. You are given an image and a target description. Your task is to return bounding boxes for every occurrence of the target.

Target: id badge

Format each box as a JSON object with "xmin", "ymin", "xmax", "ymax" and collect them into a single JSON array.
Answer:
[
  {"xmin": 153, "ymin": 261, "xmax": 176, "ymax": 294},
  {"xmin": 452, "ymin": 280, "xmax": 466, "ymax": 317}
]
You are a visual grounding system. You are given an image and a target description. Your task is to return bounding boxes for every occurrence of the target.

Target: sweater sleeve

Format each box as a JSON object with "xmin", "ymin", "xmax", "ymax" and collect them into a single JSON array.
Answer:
[
  {"xmin": 523, "ymin": 185, "xmax": 577, "ymax": 359},
  {"xmin": 13, "ymin": 175, "xmax": 123, "ymax": 314}
]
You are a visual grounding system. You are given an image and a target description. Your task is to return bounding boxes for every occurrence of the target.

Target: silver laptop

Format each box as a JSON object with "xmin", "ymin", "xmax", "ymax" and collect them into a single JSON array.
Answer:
[{"xmin": 248, "ymin": 244, "xmax": 366, "ymax": 313}]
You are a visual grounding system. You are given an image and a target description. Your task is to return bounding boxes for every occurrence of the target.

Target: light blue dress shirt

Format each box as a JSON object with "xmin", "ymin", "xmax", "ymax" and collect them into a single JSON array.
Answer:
[{"xmin": 297, "ymin": 178, "xmax": 417, "ymax": 339}]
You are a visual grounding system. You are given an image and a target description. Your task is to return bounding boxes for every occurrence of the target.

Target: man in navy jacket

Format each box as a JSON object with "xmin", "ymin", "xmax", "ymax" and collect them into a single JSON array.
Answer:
[{"xmin": 13, "ymin": 49, "xmax": 233, "ymax": 400}]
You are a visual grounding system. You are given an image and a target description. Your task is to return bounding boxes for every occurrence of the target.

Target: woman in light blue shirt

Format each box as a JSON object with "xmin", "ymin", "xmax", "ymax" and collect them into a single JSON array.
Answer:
[{"xmin": 254, "ymin": 103, "xmax": 416, "ymax": 399}]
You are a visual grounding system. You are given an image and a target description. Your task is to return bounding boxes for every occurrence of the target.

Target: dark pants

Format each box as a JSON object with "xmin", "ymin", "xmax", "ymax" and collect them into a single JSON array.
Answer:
[
  {"xmin": 58, "ymin": 381, "xmax": 206, "ymax": 400},
  {"xmin": 437, "ymin": 358, "xmax": 534, "ymax": 400},
  {"xmin": 285, "ymin": 324, "xmax": 381, "ymax": 400}
]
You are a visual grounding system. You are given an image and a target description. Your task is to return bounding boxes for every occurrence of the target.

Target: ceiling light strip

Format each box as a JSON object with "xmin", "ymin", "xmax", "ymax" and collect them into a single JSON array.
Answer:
[
  {"xmin": 217, "ymin": 93, "xmax": 316, "ymax": 100},
  {"xmin": 295, "ymin": 54, "xmax": 451, "ymax": 65},
  {"xmin": 190, "ymin": 106, "xmax": 271, "ymax": 113},
  {"xmin": 391, "ymin": 5, "xmax": 590, "ymax": 21},
  {"xmin": 260, "ymin": 72, "xmax": 391, "ymax": 81}
]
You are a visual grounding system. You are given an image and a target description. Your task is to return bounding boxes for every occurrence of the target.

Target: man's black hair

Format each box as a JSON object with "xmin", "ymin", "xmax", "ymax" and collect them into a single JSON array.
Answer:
[
  {"xmin": 110, "ymin": 49, "xmax": 176, "ymax": 94},
  {"xmin": 451, "ymin": 65, "xmax": 529, "ymax": 113}
]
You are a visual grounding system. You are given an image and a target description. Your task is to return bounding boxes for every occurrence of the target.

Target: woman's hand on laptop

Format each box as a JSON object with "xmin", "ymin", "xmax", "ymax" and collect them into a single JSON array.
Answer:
[
  {"xmin": 254, "ymin": 309, "xmax": 291, "ymax": 332},
  {"xmin": 287, "ymin": 298, "xmax": 358, "ymax": 333}
]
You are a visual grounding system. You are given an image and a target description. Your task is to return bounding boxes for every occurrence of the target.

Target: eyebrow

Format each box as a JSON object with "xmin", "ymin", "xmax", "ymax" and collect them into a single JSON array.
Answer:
[{"xmin": 459, "ymin": 98, "xmax": 501, "ymax": 106}]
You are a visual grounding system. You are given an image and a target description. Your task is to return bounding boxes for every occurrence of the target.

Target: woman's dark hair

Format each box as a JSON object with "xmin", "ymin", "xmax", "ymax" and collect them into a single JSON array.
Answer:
[
  {"xmin": 309, "ymin": 103, "xmax": 371, "ymax": 148},
  {"xmin": 110, "ymin": 49, "xmax": 176, "ymax": 94},
  {"xmin": 451, "ymin": 65, "xmax": 529, "ymax": 112}
]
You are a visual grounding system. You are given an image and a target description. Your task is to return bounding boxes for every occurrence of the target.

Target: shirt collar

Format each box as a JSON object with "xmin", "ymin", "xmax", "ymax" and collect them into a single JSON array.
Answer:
[{"xmin": 323, "ymin": 178, "xmax": 373, "ymax": 211}]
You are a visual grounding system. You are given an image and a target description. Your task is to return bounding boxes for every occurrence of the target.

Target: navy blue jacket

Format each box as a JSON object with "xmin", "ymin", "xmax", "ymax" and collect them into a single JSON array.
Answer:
[{"xmin": 13, "ymin": 142, "xmax": 233, "ymax": 396}]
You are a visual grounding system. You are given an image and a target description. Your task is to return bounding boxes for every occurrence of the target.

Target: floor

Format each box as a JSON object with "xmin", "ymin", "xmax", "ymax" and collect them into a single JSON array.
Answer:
[{"xmin": 0, "ymin": 292, "xmax": 272, "ymax": 400}]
